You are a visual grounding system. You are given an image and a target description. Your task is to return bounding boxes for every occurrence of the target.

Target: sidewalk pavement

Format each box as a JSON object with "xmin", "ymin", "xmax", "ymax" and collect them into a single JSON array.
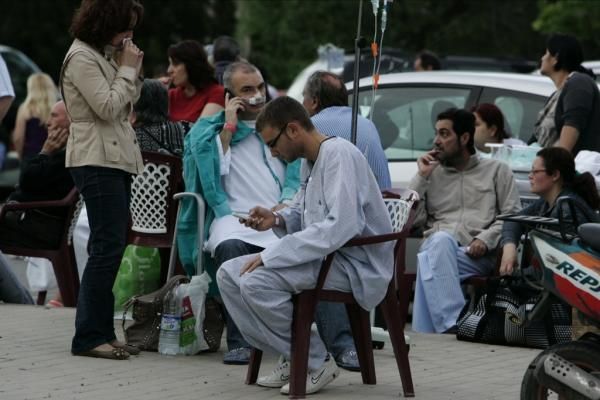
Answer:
[{"xmin": 0, "ymin": 303, "xmax": 539, "ymax": 400}]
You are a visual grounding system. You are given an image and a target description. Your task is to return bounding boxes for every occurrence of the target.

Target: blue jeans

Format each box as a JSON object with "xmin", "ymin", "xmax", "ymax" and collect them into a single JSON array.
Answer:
[
  {"xmin": 214, "ymin": 239, "xmax": 263, "ymax": 351},
  {"xmin": 315, "ymin": 302, "xmax": 355, "ymax": 359},
  {"xmin": 0, "ymin": 252, "xmax": 33, "ymax": 304},
  {"xmin": 412, "ymin": 231, "xmax": 496, "ymax": 333},
  {"xmin": 70, "ymin": 166, "xmax": 131, "ymax": 354}
]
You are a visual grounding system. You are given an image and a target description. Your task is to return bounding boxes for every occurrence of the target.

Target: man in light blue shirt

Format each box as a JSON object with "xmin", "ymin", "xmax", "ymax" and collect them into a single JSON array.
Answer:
[
  {"xmin": 298, "ymin": 71, "xmax": 391, "ymax": 371},
  {"xmin": 303, "ymin": 70, "xmax": 391, "ymax": 189}
]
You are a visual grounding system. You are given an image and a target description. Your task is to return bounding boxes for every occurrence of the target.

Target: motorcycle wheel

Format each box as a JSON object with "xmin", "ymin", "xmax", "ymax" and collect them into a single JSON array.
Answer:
[{"xmin": 520, "ymin": 340, "xmax": 600, "ymax": 399}]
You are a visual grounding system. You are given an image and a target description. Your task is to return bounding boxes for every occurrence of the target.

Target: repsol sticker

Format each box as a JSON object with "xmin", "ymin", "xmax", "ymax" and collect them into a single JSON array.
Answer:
[{"xmin": 533, "ymin": 235, "xmax": 600, "ymax": 298}]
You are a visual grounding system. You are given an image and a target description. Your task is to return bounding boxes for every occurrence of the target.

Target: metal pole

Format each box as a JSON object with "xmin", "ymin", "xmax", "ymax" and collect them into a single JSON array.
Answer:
[{"xmin": 350, "ymin": 0, "xmax": 364, "ymax": 145}]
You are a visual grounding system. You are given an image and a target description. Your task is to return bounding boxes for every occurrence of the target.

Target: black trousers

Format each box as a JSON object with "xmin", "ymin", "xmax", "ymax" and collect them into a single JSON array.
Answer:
[{"xmin": 70, "ymin": 166, "xmax": 131, "ymax": 354}]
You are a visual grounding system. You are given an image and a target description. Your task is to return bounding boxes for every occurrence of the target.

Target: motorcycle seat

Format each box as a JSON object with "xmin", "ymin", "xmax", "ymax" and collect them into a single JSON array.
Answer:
[{"xmin": 578, "ymin": 223, "xmax": 600, "ymax": 252}]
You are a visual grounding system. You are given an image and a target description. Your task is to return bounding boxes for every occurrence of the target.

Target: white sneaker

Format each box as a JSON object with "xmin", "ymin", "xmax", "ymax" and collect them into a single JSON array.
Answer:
[
  {"xmin": 257, "ymin": 355, "xmax": 290, "ymax": 388},
  {"xmin": 280, "ymin": 354, "xmax": 340, "ymax": 395}
]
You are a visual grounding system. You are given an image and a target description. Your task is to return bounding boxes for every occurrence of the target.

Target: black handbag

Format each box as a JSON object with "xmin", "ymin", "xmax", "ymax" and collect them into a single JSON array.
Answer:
[{"xmin": 456, "ymin": 276, "xmax": 571, "ymax": 348}]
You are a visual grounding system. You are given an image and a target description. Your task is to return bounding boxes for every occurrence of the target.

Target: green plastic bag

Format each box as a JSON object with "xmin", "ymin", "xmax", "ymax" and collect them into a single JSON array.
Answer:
[{"xmin": 113, "ymin": 245, "xmax": 162, "ymax": 311}]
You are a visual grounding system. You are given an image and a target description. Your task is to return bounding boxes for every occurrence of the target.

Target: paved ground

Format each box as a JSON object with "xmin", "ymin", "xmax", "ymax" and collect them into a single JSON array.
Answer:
[{"xmin": 1, "ymin": 257, "xmax": 541, "ymax": 400}]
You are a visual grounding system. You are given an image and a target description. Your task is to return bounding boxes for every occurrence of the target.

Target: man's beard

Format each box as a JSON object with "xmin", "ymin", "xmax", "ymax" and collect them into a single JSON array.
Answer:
[{"xmin": 438, "ymin": 148, "xmax": 462, "ymax": 167}]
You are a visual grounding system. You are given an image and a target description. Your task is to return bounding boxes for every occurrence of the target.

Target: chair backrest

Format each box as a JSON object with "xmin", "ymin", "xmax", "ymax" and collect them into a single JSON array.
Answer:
[
  {"xmin": 67, "ymin": 195, "xmax": 84, "ymax": 246},
  {"xmin": 129, "ymin": 152, "xmax": 182, "ymax": 238},
  {"xmin": 382, "ymin": 189, "xmax": 419, "ymax": 286}
]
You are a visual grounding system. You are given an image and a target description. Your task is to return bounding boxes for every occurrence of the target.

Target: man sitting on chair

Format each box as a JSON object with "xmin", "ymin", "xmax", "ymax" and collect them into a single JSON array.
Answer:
[
  {"xmin": 0, "ymin": 100, "xmax": 73, "ymax": 249},
  {"xmin": 217, "ymin": 96, "xmax": 394, "ymax": 395},
  {"xmin": 408, "ymin": 107, "xmax": 521, "ymax": 334}
]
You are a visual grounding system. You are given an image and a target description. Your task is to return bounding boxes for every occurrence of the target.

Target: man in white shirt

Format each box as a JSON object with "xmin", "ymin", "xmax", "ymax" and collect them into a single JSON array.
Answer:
[{"xmin": 217, "ymin": 96, "xmax": 394, "ymax": 394}]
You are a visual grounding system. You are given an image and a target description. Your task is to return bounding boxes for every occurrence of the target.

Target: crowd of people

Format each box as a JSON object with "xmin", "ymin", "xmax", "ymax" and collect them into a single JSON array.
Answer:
[{"xmin": 0, "ymin": 0, "xmax": 599, "ymax": 395}]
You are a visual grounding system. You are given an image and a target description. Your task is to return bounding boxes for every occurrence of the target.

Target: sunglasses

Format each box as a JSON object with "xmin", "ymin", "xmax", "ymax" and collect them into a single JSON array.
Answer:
[{"xmin": 267, "ymin": 123, "xmax": 288, "ymax": 148}]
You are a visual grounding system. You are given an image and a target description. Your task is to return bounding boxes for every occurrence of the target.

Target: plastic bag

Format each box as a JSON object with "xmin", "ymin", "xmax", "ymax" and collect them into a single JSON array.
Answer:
[
  {"xmin": 113, "ymin": 245, "xmax": 161, "ymax": 311},
  {"xmin": 176, "ymin": 272, "xmax": 211, "ymax": 355},
  {"xmin": 26, "ymin": 257, "xmax": 57, "ymax": 292}
]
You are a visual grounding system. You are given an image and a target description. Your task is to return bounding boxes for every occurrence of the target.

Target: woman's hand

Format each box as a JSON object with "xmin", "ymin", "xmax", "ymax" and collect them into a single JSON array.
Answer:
[
  {"xmin": 119, "ymin": 38, "xmax": 144, "ymax": 70},
  {"xmin": 499, "ymin": 243, "xmax": 518, "ymax": 276}
]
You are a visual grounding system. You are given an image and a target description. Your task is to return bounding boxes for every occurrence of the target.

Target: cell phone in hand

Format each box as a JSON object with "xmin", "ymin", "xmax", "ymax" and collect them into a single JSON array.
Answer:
[{"xmin": 232, "ymin": 211, "xmax": 251, "ymax": 221}]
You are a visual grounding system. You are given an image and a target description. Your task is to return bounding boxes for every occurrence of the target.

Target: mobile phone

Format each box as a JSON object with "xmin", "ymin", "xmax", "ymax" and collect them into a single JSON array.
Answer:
[
  {"xmin": 232, "ymin": 211, "xmax": 251, "ymax": 221},
  {"xmin": 224, "ymin": 88, "xmax": 234, "ymax": 100}
]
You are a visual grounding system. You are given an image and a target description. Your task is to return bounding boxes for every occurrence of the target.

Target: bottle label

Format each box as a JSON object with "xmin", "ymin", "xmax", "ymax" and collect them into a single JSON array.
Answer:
[
  {"xmin": 180, "ymin": 296, "xmax": 197, "ymax": 346},
  {"xmin": 161, "ymin": 314, "xmax": 181, "ymax": 331}
]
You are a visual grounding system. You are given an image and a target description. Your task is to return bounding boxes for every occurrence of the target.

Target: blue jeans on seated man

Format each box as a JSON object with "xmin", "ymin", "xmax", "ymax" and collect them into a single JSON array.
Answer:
[
  {"xmin": 215, "ymin": 239, "xmax": 263, "ymax": 365},
  {"xmin": 412, "ymin": 231, "xmax": 496, "ymax": 334},
  {"xmin": 215, "ymin": 239, "xmax": 359, "ymax": 369},
  {"xmin": 0, "ymin": 252, "xmax": 34, "ymax": 304}
]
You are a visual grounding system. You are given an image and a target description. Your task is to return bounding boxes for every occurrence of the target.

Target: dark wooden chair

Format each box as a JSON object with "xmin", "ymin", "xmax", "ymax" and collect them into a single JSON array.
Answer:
[
  {"xmin": 245, "ymin": 189, "xmax": 419, "ymax": 399},
  {"xmin": 127, "ymin": 151, "xmax": 184, "ymax": 282},
  {"xmin": 0, "ymin": 187, "xmax": 83, "ymax": 306}
]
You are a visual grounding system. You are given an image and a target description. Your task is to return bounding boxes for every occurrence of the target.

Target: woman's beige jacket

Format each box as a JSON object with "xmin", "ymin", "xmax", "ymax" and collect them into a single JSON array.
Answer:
[{"xmin": 61, "ymin": 39, "xmax": 143, "ymax": 174}]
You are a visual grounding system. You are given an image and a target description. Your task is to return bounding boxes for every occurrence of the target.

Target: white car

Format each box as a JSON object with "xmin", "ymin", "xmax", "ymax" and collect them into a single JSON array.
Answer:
[{"xmin": 347, "ymin": 71, "xmax": 556, "ymax": 188}]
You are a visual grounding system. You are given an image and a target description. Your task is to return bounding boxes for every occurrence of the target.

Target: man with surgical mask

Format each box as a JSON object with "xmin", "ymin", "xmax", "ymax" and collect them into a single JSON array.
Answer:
[{"xmin": 178, "ymin": 62, "xmax": 300, "ymax": 365}]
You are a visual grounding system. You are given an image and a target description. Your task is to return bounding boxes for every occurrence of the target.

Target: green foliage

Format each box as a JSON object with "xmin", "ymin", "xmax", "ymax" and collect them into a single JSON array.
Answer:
[
  {"xmin": 0, "ymin": 0, "xmax": 236, "ymax": 81},
  {"xmin": 237, "ymin": 0, "xmax": 544, "ymax": 89},
  {"xmin": 534, "ymin": 0, "xmax": 600, "ymax": 55}
]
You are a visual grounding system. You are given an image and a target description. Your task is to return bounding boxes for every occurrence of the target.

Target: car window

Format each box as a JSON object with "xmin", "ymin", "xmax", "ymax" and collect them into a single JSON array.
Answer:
[
  {"xmin": 355, "ymin": 86, "xmax": 471, "ymax": 160},
  {"xmin": 478, "ymin": 88, "xmax": 547, "ymax": 143}
]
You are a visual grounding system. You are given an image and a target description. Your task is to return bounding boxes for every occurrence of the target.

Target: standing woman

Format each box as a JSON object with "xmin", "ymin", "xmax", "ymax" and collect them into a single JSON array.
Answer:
[
  {"xmin": 167, "ymin": 40, "xmax": 225, "ymax": 123},
  {"xmin": 12, "ymin": 73, "xmax": 59, "ymax": 162},
  {"xmin": 539, "ymin": 33, "xmax": 600, "ymax": 154},
  {"xmin": 61, "ymin": 0, "xmax": 144, "ymax": 360}
]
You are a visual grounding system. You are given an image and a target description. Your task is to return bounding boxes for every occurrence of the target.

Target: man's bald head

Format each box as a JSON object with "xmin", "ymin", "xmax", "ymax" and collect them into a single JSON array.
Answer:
[
  {"xmin": 48, "ymin": 101, "xmax": 69, "ymax": 130},
  {"xmin": 302, "ymin": 70, "xmax": 348, "ymax": 116}
]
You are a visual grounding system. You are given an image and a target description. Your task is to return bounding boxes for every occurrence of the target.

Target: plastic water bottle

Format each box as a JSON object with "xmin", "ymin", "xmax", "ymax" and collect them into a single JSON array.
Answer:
[{"xmin": 158, "ymin": 284, "xmax": 181, "ymax": 355}]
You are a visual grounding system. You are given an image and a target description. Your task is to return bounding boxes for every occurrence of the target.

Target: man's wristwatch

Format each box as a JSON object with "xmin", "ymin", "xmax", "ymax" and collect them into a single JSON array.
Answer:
[{"xmin": 272, "ymin": 212, "xmax": 281, "ymax": 228}]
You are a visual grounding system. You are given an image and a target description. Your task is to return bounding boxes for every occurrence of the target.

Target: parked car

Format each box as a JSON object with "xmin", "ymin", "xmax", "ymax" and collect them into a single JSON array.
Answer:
[
  {"xmin": 582, "ymin": 60, "xmax": 600, "ymax": 82},
  {"xmin": 347, "ymin": 71, "xmax": 556, "ymax": 188},
  {"xmin": 440, "ymin": 56, "xmax": 538, "ymax": 74},
  {"xmin": 287, "ymin": 48, "xmax": 412, "ymax": 101},
  {"xmin": 344, "ymin": 71, "xmax": 555, "ymax": 273}
]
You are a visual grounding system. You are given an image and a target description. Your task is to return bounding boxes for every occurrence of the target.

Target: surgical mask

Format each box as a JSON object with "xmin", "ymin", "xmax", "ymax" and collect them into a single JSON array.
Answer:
[{"xmin": 244, "ymin": 95, "xmax": 265, "ymax": 106}]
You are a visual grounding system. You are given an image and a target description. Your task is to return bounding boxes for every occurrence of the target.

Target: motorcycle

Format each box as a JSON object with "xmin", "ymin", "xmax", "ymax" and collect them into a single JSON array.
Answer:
[{"xmin": 498, "ymin": 197, "xmax": 600, "ymax": 400}]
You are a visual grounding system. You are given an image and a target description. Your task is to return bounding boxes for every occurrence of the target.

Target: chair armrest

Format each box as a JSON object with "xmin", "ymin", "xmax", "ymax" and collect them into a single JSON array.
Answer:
[
  {"xmin": 344, "ymin": 232, "xmax": 404, "ymax": 247},
  {"xmin": 0, "ymin": 188, "xmax": 78, "ymax": 219}
]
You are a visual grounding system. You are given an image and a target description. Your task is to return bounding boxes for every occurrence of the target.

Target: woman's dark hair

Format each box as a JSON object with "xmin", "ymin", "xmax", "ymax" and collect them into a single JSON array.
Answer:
[
  {"xmin": 70, "ymin": 0, "xmax": 143, "ymax": 50},
  {"xmin": 547, "ymin": 33, "xmax": 594, "ymax": 78},
  {"xmin": 538, "ymin": 147, "xmax": 600, "ymax": 209},
  {"xmin": 133, "ymin": 79, "xmax": 168, "ymax": 126},
  {"xmin": 472, "ymin": 103, "xmax": 510, "ymax": 140},
  {"xmin": 168, "ymin": 40, "xmax": 216, "ymax": 90}
]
